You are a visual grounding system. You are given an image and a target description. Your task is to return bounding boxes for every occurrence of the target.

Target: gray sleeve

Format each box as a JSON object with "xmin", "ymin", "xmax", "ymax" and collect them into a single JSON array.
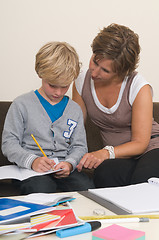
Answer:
[
  {"xmin": 1, "ymin": 101, "xmax": 37, "ymax": 169},
  {"xmin": 65, "ymin": 107, "xmax": 88, "ymax": 171}
]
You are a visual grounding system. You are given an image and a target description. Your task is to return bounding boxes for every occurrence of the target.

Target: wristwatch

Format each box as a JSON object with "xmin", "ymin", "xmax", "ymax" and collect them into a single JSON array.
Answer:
[{"xmin": 103, "ymin": 146, "xmax": 115, "ymax": 159}]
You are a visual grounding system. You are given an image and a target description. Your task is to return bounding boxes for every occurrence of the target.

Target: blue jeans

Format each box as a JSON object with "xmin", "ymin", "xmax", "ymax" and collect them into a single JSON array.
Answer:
[{"xmin": 15, "ymin": 169, "xmax": 95, "ymax": 195}]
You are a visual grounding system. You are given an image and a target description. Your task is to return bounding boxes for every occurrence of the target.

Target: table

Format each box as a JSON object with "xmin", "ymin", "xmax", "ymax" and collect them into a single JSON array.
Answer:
[{"xmin": 1, "ymin": 192, "xmax": 159, "ymax": 240}]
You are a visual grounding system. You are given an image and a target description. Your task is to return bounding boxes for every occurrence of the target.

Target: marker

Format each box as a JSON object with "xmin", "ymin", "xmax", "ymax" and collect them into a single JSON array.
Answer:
[
  {"xmin": 88, "ymin": 217, "xmax": 149, "ymax": 224},
  {"xmin": 31, "ymin": 134, "xmax": 47, "ymax": 157},
  {"xmin": 56, "ymin": 221, "xmax": 101, "ymax": 238}
]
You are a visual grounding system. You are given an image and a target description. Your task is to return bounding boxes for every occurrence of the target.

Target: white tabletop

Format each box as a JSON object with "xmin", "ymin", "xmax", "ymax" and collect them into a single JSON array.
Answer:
[{"xmin": 1, "ymin": 192, "xmax": 159, "ymax": 240}]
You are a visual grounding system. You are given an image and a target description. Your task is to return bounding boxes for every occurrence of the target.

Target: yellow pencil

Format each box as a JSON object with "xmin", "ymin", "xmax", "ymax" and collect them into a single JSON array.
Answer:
[{"xmin": 31, "ymin": 134, "xmax": 47, "ymax": 157}]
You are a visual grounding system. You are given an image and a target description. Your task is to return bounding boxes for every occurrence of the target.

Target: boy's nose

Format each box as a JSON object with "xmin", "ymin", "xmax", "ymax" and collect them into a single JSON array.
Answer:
[{"xmin": 55, "ymin": 88, "xmax": 62, "ymax": 96}]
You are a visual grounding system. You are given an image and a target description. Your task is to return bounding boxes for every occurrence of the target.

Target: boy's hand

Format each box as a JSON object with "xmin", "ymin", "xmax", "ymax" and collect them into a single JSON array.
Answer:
[
  {"xmin": 32, "ymin": 157, "xmax": 55, "ymax": 172},
  {"xmin": 53, "ymin": 161, "xmax": 73, "ymax": 178}
]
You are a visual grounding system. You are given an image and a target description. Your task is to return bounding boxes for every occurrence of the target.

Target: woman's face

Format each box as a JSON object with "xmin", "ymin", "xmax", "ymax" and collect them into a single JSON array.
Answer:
[{"xmin": 89, "ymin": 55, "xmax": 117, "ymax": 83}]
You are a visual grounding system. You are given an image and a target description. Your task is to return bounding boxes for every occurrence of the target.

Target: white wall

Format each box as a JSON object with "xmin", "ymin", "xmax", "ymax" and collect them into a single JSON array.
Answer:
[{"xmin": 1, "ymin": 0, "xmax": 159, "ymax": 101}]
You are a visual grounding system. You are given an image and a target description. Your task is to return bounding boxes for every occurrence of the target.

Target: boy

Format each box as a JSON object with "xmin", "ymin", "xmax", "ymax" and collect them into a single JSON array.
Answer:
[{"xmin": 2, "ymin": 42, "xmax": 94, "ymax": 194}]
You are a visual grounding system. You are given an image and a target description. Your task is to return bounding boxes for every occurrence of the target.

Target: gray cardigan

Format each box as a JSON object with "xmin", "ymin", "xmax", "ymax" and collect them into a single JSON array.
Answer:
[{"xmin": 2, "ymin": 91, "xmax": 87, "ymax": 171}]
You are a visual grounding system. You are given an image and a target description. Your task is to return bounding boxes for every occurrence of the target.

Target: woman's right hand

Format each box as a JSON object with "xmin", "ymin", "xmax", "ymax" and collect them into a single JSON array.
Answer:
[{"xmin": 76, "ymin": 149, "xmax": 109, "ymax": 172}]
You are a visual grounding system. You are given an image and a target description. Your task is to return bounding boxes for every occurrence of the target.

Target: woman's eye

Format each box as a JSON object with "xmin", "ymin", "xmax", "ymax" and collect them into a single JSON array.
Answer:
[
  {"xmin": 102, "ymin": 68, "xmax": 109, "ymax": 73},
  {"xmin": 93, "ymin": 59, "xmax": 98, "ymax": 66}
]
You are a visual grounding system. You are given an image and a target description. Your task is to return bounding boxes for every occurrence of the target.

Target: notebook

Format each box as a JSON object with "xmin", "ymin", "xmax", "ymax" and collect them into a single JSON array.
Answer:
[
  {"xmin": 21, "ymin": 192, "xmax": 75, "ymax": 206},
  {"xmin": 0, "ymin": 198, "xmax": 55, "ymax": 224},
  {"xmin": 0, "ymin": 164, "xmax": 62, "ymax": 181},
  {"xmin": 88, "ymin": 177, "xmax": 159, "ymax": 214}
]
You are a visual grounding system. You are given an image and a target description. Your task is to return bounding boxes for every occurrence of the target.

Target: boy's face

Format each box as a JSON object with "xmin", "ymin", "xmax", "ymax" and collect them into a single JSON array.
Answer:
[{"xmin": 41, "ymin": 79, "xmax": 70, "ymax": 104}]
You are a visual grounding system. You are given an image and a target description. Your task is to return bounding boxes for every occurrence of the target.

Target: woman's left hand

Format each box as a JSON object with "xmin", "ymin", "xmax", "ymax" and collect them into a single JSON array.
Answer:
[{"xmin": 76, "ymin": 149, "xmax": 109, "ymax": 172}]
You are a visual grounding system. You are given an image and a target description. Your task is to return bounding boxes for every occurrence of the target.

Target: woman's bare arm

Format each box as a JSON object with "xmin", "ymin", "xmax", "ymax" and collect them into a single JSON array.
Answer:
[
  {"xmin": 77, "ymin": 84, "xmax": 153, "ymax": 171},
  {"xmin": 72, "ymin": 82, "xmax": 87, "ymax": 123}
]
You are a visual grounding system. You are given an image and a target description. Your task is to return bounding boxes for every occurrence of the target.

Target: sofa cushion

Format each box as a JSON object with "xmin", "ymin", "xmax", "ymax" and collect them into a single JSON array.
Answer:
[{"xmin": 0, "ymin": 101, "xmax": 12, "ymax": 167}]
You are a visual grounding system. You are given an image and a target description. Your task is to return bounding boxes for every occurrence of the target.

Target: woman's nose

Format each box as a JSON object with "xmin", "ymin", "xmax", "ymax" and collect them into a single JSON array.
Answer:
[{"xmin": 91, "ymin": 66, "xmax": 100, "ymax": 78}]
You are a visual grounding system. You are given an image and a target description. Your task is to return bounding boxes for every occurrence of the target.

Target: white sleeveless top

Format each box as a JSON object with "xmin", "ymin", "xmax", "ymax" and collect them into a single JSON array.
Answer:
[{"xmin": 75, "ymin": 69, "xmax": 152, "ymax": 114}]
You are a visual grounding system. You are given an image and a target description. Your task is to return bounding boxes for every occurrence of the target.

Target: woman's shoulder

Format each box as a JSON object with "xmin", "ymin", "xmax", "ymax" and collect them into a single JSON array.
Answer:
[
  {"xmin": 75, "ymin": 68, "xmax": 88, "ymax": 95},
  {"xmin": 129, "ymin": 72, "xmax": 152, "ymax": 105},
  {"xmin": 132, "ymin": 72, "xmax": 150, "ymax": 84}
]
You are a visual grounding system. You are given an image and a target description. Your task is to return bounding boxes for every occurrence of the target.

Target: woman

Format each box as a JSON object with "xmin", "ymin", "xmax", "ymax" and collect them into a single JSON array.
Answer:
[{"xmin": 72, "ymin": 23, "xmax": 159, "ymax": 188}]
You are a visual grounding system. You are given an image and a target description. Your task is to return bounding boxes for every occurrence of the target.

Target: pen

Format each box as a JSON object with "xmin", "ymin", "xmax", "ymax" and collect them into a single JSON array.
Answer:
[
  {"xmin": 31, "ymin": 134, "xmax": 47, "ymax": 157},
  {"xmin": 88, "ymin": 217, "xmax": 149, "ymax": 224},
  {"xmin": 56, "ymin": 221, "xmax": 101, "ymax": 238}
]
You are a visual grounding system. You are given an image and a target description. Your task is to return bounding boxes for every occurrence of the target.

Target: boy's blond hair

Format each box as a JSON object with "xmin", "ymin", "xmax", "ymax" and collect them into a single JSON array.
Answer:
[{"xmin": 35, "ymin": 42, "xmax": 80, "ymax": 86}]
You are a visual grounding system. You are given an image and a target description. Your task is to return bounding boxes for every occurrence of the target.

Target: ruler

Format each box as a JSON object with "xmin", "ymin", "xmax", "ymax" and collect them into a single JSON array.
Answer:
[{"xmin": 79, "ymin": 214, "xmax": 159, "ymax": 220}]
